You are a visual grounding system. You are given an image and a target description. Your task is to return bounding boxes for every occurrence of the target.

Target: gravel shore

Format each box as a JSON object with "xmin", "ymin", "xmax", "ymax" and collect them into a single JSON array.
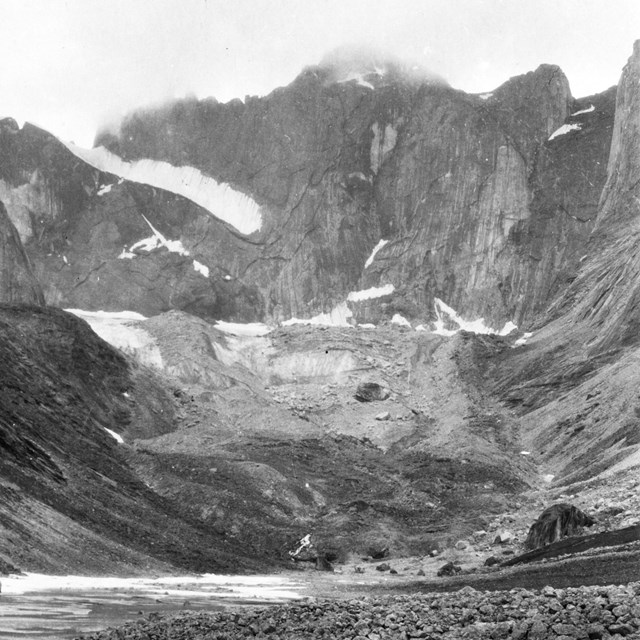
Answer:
[{"xmin": 76, "ymin": 582, "xmax": 640, "ymax": 639}]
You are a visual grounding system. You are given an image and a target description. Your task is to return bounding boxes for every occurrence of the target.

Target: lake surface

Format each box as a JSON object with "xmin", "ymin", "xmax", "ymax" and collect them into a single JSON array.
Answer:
[{"xmin": 0, "ymin": 573, "xmax": 305, "ymax": 639}]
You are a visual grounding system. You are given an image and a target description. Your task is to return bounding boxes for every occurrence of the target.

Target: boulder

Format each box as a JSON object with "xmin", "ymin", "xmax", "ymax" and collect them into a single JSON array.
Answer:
[
  {"xmin": 367, "ymin": 544, "xmax": 389, "ymax": 559},
  {"xmin": 354, "ymin": 382, "xmax": 390, "ymax": 402},
  {"xmin": 315, "ymin": 555, "xmax": 334, "ymax": 572},
  {"xmin": 437, "ymin": 561, "xmax": 462, "ymax": 577},
  {"xmin": 493, "ymin": 530, "xmax": 514, "ymax": 544},
  {"xmin": 525, "ymin": 503, "xmax": 596, "ymax": 550}
]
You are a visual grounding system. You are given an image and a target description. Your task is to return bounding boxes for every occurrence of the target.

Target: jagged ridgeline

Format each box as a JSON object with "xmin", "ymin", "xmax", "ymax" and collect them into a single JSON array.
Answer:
[{"xmin": 0, "ymin": 47, "xmax": 613, "ymax": 329}]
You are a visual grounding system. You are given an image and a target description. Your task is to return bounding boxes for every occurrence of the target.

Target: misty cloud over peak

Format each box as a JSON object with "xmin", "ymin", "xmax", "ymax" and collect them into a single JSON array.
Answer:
[{"xmin": 318, "ymin": 44, "xmax": 449, "ymax": 88}]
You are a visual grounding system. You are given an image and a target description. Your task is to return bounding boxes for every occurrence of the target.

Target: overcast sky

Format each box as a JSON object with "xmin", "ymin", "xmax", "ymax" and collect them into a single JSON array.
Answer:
[{"xmin": 1, "ymin": 0, "xmax": 639, "ymax": 147}]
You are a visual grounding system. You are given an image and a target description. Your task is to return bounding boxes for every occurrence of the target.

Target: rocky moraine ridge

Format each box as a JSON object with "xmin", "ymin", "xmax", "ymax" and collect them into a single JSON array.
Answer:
[{"xmin": 78, "ymin": 583, "xmax": 640, "ymax": 640}]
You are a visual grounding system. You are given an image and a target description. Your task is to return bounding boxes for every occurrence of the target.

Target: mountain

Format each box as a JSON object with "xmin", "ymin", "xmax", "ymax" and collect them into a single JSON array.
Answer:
[
  {"xmin": 1, "ymin": 43, "xmax": 640, "ymax": 577},
  {"xmin": 0, "ymin": 50, "xmax": 615, "ymax": 329}
]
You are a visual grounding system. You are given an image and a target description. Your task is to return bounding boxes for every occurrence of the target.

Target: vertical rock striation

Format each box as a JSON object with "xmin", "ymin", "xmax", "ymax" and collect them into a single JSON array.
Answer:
[
  {"xmin": 550, "ymin": 41, "xmax": 640, "ymax": 354},
  {"xmin": 0, "ymin": 199, "xmax": 44, "ymax": 305}
]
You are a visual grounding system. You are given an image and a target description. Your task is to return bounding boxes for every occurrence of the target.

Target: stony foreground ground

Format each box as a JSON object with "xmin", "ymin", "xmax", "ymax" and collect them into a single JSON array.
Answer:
[{"xmin": 76, "ymin": 582, "xmax": 640, "ymax": 639}]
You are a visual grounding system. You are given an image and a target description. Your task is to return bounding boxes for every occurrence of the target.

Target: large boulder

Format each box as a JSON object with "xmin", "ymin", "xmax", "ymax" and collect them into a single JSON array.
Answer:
[{"xmin": 525, "ymin": 503, "xmax": 595, "ymax": 550}]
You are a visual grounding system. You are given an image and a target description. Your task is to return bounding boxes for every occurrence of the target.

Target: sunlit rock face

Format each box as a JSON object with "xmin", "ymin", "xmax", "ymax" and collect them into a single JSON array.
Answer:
[
  {"xmin": 0, "ymin": 49, "xmax": 614, "ymax": 327},
  {"xmin": 549, "ymin": 41, "xmax": 640, "ymax": 354},
  {"xmin": 0, "ymin": 200, "xmax": 44, "ymax": 305}
]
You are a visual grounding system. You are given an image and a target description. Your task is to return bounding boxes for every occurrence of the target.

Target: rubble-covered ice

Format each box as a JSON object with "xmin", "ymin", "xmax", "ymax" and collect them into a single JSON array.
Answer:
[
  {"xmin": 65, "ymin": 309, "xmax": 163, "ymax": 369},
  {"xmin": 214, "ymin": 321, "xmax": 272, "ymax": 337},
  {"xmin": 282, "ymin": 302, "xmax": 353, "ymax": 327},
  {"xmin": 62, "ymin": 142, "xmax": 262, "ymax": 235}
]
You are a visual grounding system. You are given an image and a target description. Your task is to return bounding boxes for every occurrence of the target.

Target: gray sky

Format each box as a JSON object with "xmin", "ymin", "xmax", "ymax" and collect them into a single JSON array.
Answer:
[{"xmin": 2, "ymin": 0, "xmax": 639, "ymax": 146}]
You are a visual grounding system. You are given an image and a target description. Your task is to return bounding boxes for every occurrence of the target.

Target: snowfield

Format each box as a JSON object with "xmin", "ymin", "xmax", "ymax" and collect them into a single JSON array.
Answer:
[{"xmin": 61, "ymin": 142, "xmax": 262, "ymax": 235}]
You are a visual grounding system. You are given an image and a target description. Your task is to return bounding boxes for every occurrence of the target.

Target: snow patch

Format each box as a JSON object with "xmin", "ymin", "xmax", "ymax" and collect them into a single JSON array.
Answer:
[
  {"xmin": 340, "ymin": 72, "xmax": 374, "ymax": 90},
  {"xmin": 61, "ymin": 142, "xmax": 262, "ymax": 235},
  {"xmin": 96, "ymin": 183, "xmax": 113, "ymax": 196},
  {"xmin": 347, "ymin": 283, "xmax": 395, "ymax": 302},
  {"xmin": 520, "ymin": 451, "xmax": 531, "ymax": 456},
  {"xmin": 104, "ymin": 427, "xmax": 124, "ymax": 444},
  {"xmin": 122, "ymin": 214, "xmax": 189, "ymax": 259},
  {"xmin": 358, "ymin": 323, "xmax": 376, "ymax": 329},
  {"xmin": 364, "ymin": 239, "xmax": 389, "ymax": 268},
  {"xmin": 214, "ymin": 321, "xmax": 272, "ymax": 337},
  {"xmin": 282, "ymin": 302, "xmax": 353, "ymax": 327},
  {"xmin": 478, "ymin": 92, "xmax": 493, "ymax": 100},
  {"xmin": 433, "ymin": 298, "xmax": 516, "ymax": 336},
  {"xmin": 513, "ymin": 332, "xmax": 533, "ymax": 347},
  {"xmin": 548, "ymin": 123, "xmax": 582, "ymax": 141},
  {"xmin": 391, "ymin": 313, "xmax": 412, "ymax": 328},
  {"xmin": 571, "ymin": 104, "xmax": 595, "ymax": 116},
  {"xmin": 66, "ymin": 309, "xmax": 147, "ymax": 320},
  {"xmin": 193, "ymin": 260, "xmax": 210, "ymax": 277}
]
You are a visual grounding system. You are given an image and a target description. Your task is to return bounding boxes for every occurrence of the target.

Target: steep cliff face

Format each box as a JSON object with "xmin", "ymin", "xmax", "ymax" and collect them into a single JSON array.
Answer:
[
  {"xmin": 549, "ymin": 41, "xmax": 640, "ymax": 354},
  {"xmin": 0, "ymin": 54, "xmax": 613, "ymax": 328},
  {"xmin": 480, "ymin": 42, "xmax": 640, "ymax": 484},
  {"xmin": 94, "ymin": 59, "xmax": 611, "ymax": 327}
]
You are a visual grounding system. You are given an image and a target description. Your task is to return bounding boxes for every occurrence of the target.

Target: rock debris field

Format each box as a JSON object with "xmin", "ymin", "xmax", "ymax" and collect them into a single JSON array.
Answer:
[{"xmin": 77, "ymin": 582, "xmax": 640, "ymax": 639}]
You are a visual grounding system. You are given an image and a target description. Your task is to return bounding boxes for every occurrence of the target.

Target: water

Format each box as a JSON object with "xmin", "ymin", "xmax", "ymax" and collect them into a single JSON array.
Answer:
[{"xmin": 0, "ymin": 573, "xmax": 304, "ymax": 639}]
